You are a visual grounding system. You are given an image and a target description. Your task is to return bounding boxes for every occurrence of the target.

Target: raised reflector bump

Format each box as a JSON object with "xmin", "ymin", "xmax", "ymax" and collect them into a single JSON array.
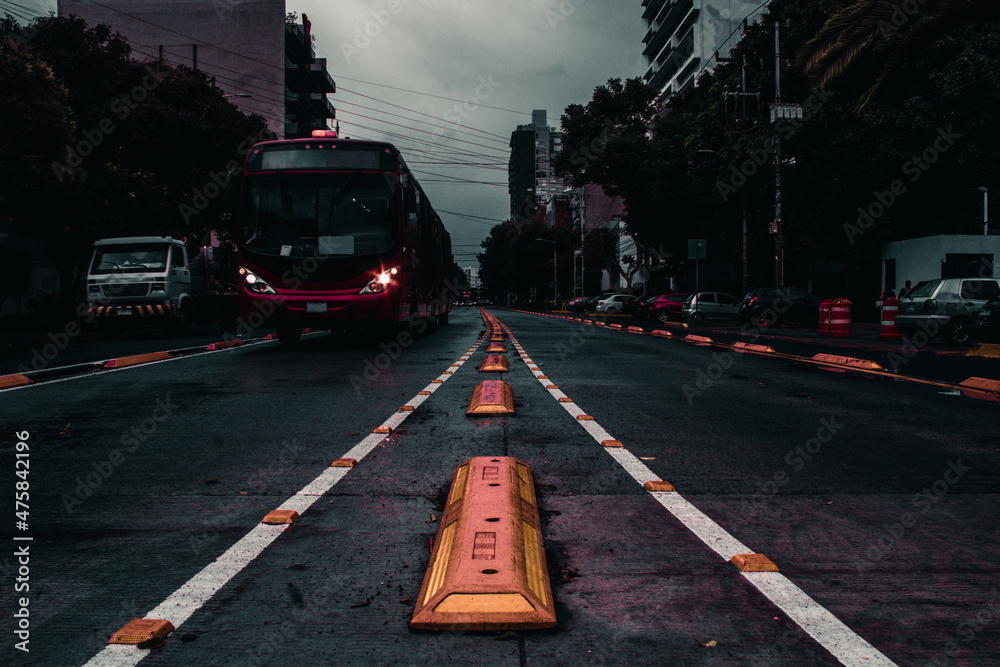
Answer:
[
  {"xmin": 602, "ymin": 439, "xmax": 623, "ymax": 448},
  {"xmin": 486, "ymin": 342, "xmax": 507, "ymax": 353},
  {"xmin": 206, "ymin": 339, "xmax": 245, "ymax": 351},
  {"xmin": 262, "ymin": 510, "xmax": 299, "ymax": 524},
  {"xmin": 0, "ymin": 374, "xmax": 33, "ymax": 389},
  {"xmin": 373, "ymin": 426, "xmax": 393, "ymax": 434},
  {"xmin": 109, "ymin": 619, "xmax": 174, "ymax": 645},
  {"xmin": 104, "ymin": 351, "xmax": 173, "ymax": 369},
  {"xmin": 478, "ymin": 355, "xmax": 510, "ymax": 372},
  {"xmin": 466, "ymin": 380, "xmax": 515, "ymax": 416},
  {"xmin": 644, "ymin": 480, "xmax": 675, "ymax": 492},
  {"xmin": 730, "ymin": 553, "xmax": 779, "ymax": 572},
  {"xmin": 331, "ymin": 458, "xmax": 357, "ymax": 467},
  {"xmin": 410, "ymin": 457, "xmax": 556, "ymax": 630}
]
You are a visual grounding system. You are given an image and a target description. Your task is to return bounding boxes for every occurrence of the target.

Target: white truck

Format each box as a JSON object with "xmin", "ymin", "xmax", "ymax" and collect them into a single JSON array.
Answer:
[{"xmin": 85, "ymin": 236, "xmax": 236, "ymax": 338}]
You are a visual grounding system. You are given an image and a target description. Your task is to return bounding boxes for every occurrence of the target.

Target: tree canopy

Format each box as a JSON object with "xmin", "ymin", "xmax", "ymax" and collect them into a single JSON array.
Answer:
[{"xmin": 0, "ymin": 15, "xmax": 274, "ymax": 314}]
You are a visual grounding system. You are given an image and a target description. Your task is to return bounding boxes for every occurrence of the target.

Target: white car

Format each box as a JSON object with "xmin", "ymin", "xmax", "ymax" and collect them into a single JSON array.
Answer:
[{"xmin": 595, "ymin": 294, "xmax": 636, "ymax": 314}]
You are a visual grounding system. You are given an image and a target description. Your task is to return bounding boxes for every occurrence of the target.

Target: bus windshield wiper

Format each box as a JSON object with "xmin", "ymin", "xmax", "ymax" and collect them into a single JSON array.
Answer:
[
  {"xmin": 328, "ymin": 170, "xmax": 360, "ymax": 223},
  {"xmin": 277, "ymin": 170, "xmax": 293, "ymax": 217}
]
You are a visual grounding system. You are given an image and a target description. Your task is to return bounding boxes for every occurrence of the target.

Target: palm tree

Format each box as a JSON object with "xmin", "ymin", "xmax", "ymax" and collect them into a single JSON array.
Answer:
[{"xmin": 797, "ymin": 0, "xmax": 1000, "ymax": 109}]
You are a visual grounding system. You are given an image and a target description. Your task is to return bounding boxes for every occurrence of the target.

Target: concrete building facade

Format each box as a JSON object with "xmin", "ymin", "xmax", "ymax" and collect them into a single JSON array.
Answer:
[
  {"xmin": 508, "ymin": 110, "xmax": 563, "ymax": 220},
  {"xmin": 58, "ymin": 0, "xmax": 335, "ymax": 138},
  {"xmin": 881, "ymin": 235, "xmax": 1000, "ymax": 293},
  {"xmin": 641, "ymin": 0, "xmax": 765, "ymax": 103}
]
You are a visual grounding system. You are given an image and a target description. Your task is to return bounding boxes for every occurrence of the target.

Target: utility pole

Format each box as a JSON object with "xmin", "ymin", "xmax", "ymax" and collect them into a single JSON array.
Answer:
[
  {"xmin": 773, "ymin": 20, "xmax": 783, "ymax": 287},
  {"xmin": 723, "ymin": 57, "xmax": 758, "ymax": 295}
]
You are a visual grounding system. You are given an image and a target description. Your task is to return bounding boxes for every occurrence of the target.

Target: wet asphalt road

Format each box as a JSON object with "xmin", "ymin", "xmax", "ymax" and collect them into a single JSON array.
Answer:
[{"xmin": 1, "ymin": 306, "xmax": 998, "ymax": 666}]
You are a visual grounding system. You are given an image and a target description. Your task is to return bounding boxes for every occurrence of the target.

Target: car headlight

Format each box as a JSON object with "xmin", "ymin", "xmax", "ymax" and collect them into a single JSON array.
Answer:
[
  {"xmin": 239, "ymin": 267, "xmax": 276, "ymax": 295},
  {"xmin": 361, "ymin": 266, "xmax": 399, "ymax": 294}
]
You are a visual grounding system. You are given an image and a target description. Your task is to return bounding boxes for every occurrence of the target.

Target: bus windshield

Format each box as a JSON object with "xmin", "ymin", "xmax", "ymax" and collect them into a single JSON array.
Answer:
[{"xmin": 241, "ymin": 172, "xmax": 397, "ymax": 258}]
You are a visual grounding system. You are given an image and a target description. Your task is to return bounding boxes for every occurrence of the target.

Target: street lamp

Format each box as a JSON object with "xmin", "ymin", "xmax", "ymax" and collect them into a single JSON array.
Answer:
[
  {"xmin": 979, "ymin": 187, "xmax": 989, "ymax": 236},
  {"xmin": 534, "ymin": 238, "xmax": 557, "ymax": 307}
]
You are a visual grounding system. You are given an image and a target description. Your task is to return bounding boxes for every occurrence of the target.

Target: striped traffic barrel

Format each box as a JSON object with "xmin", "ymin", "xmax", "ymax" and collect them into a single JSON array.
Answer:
[
  {"xmin": 880, "ymin": 297, "xmax": 900, "ymax": 341},
  {"xmin": 830, "ymin": 299, "xmax": 852, "ymax": 337}
]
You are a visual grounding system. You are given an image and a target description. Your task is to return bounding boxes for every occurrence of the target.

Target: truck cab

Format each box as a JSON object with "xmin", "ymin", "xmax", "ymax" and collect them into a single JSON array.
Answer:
[{"xmin": 86, "ymin": 237, "xmax": 191, "ymax": 338}]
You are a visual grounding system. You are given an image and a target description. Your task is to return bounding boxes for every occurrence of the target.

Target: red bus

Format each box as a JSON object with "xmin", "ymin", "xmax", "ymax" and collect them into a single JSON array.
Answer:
[{"xmin": 233, "ymin": 132, "xmax": 454, "ymax": 344}]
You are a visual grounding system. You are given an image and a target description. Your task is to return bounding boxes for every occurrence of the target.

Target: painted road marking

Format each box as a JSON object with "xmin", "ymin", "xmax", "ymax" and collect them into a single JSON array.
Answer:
[
  {"xmin": 83, "ymin": 329, "xmax": 487, "ymax": 666},
  {"xmin": 492, "ymin": 313, "xmax": 897, "ymax": 667}
]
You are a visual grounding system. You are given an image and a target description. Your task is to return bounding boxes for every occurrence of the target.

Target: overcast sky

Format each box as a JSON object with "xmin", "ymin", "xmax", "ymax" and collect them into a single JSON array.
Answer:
[
  {"xmin": 24, "ymin": 0, "xmax": 645, "ymax": 266},
  {"xmin": 288, "ymin": 0, "xmax": 645, "ymax": 266}
]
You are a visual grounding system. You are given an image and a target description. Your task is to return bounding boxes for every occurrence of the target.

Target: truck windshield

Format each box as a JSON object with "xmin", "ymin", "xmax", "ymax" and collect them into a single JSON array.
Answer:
[
  {"xmin": 242, "ymin": 172, "xmax": 397, "ymax": 258},
  {"xmin": 90, "ymin": 244, "xmax": 169, "ymax": 274}
]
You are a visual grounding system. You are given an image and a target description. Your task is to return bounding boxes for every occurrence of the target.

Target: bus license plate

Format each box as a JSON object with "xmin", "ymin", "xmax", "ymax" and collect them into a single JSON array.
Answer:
[{"xmin": 306, "ymin": 302, "xmax": 327, "ymax": 313}]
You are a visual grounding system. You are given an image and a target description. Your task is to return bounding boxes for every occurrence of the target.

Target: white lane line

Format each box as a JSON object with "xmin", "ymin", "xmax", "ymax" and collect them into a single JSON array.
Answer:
[
  {"xmin": 84, "ymin": 329, "xmax": 487, "ymax": 667},
  {"xmin": 496, "ymin": 315, "xmax": 897, "ymax": 667}
]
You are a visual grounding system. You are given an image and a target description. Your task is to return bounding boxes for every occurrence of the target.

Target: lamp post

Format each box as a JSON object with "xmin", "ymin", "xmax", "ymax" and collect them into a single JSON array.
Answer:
[
  {"xmin": 979, "ymin": 187, "xmax": 989, "ymax": 236},
  {"xmin": 534, "ymin": 238, "xmax": 557, "ymax": 306}
]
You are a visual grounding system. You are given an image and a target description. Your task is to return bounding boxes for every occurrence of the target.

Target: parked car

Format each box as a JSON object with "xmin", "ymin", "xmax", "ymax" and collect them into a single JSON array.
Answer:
[
  {"xmin": 681, "ymin": 292, "xmax": 740, "ymax": 321},
  {"xmin": 739, "ymin": 287, "xmax": 820, "ymax": 327},
  {"xmin": 647, "ymin": 293, "xmax": 690, "ymax": 323},
  {"xmin": 967, "ymin": 295, "xmax": 1000, "ymax": 342},
  {"xmin": 632, "ymin": 295, "xmax": 660, "ymax": 320},
  {"xmin": 895, "ymin": 277, "xmax": 1000, "ymax": 344},
  {"xmin": 595, "ymin": 293, "xmax": 637, "ymax": 314},
  {"xmin": 568, "ymin": 296, "xmax": 591, "ymax": 313}
]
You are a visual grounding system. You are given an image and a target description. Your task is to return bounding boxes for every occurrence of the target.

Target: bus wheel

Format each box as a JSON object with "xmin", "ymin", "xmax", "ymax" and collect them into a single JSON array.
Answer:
[
  {"xmin": 437, "ymin": 311, "xmax": 450, "ymax": 326},
  {"xmin": 276, "ymin": 325, "xmax": 302, "ymax": 345}
]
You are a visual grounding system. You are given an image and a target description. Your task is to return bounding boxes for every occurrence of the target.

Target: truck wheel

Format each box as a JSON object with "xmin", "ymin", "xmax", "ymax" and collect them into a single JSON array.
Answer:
[
  {"xmin": 944, "ymin": 318, "xmax": 970, "ymax": 345},
  {"xmin": 166, "ymin": 303, "xmax": 190, "ymax": 337},
  {"xmin": 276, "ymin": 325, "xmax": 302, "ymax": 345}
]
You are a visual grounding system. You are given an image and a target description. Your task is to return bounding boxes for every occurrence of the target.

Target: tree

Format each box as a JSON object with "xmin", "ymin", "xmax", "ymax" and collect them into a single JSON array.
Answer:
[
  {"xmin": 798, "ymin": 0, "xmax": 1000, "ymax": 109},
  {"xmin": 0, "ymin": 15, "xmax": 273, "ymax": 317}
]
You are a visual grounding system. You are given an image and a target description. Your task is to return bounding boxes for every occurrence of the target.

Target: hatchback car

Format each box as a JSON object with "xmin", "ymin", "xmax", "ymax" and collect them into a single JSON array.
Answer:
[
  {"xmin": 681, "ymin": 292, "xmax": 740, "ymax": 321},
  {"xmin": 647, "ymin": 293, "xmax": 691, "ymax": 323},
  {"xmin": 967, "ymin": 296, "xmax": 1000, "ymax": 342},
  {"xmin": 739, "ymin": 287, "xmax": 820, "ymax": 327},
  {"xmin": 895, "ymin": 277, "xmax": 1000, "ymax": 344},
  {"xmin": 595, "ymin": 294, "xmax": 637, "ymax": 314}
]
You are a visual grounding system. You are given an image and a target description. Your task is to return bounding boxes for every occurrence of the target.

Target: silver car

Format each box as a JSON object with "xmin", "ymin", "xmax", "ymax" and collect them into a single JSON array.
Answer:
[
  {"xmin": 680, "ymin": 292, "xmax": 739, "ymax": 321},
  {"xmin": 895, "ymin": 277, "xmax": 1000, "ymax": 344}
]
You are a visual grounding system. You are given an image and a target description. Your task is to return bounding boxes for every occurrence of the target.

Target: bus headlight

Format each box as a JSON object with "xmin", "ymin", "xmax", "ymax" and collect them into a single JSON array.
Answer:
[
  {"xmin": 239, "ymin": 267, "xmax": 276, "ymax": 295},
  {"xmin": 361, "ymin": 267, "xmax": 399, "ymax": 294}
]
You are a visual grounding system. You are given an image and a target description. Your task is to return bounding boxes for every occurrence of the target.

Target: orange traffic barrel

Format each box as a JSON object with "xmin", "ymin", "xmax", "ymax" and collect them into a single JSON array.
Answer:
[
  {"xmin": 829, "ymin": 299, "xmax": 852, "ymax": 337},
  {"xmin": 880, "ymin": 297, "xmax": 901, "ymax": 341},
  {"xmin": 818, "ymin": 300, "xmax": 832, "ymax": 335}
]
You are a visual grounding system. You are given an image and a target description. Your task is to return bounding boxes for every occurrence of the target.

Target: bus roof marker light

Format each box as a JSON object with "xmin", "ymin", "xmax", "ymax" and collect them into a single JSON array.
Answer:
[{"xmin": 311, "ymin": 129, "xmax": 338, "ymax": 138}]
